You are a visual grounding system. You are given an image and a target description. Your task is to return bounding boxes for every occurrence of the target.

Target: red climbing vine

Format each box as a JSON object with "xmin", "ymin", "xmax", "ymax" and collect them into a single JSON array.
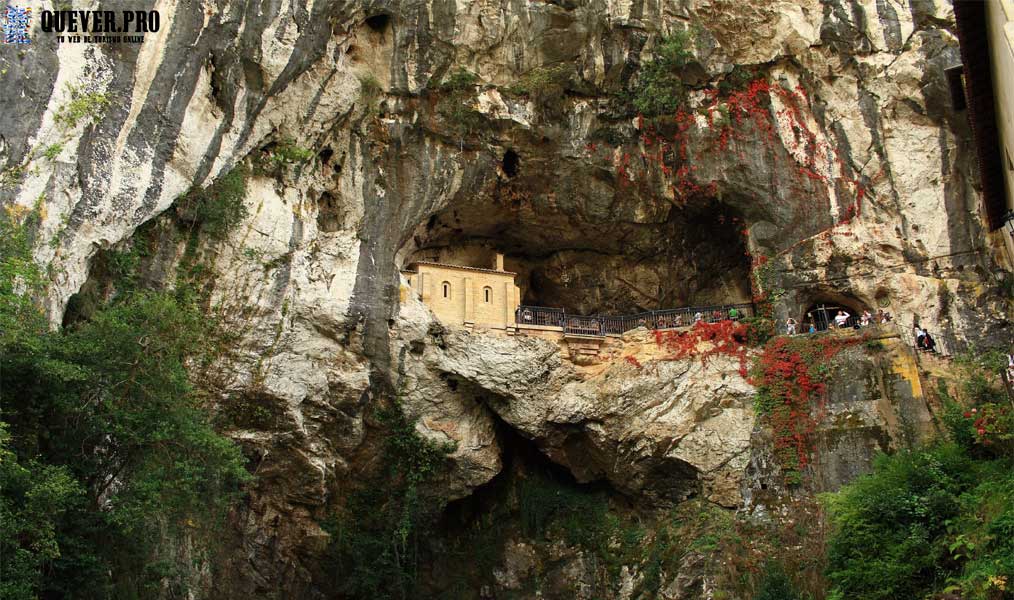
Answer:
[
  {"xmin": 654, "ymin": 320, "xmax": 750, "ymax": 377},
  {"xmin": 583, "ymin": 76, "xmax": 869, "ymax": 229},
  {"xmin": 749, "ymin": 334, "xmax": 864, "ymax": 484}
]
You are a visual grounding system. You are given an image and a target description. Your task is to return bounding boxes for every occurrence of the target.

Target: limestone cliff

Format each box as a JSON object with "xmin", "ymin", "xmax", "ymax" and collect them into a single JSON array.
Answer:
[{"xmin": 1, "ymin": 0, "xmax": 1011, "ymax": 597}]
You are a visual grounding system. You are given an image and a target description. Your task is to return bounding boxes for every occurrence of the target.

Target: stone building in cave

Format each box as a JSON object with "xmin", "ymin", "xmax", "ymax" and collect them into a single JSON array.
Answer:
[{"xmin": 402, "ymin": 253, "xmax": 522, "ymax": 331}]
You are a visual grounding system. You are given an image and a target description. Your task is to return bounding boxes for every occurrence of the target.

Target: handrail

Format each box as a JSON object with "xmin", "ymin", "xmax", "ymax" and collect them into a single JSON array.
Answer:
[{"xmin": 515, "ymin": 303, "xmax": 755, "ymax": 336}]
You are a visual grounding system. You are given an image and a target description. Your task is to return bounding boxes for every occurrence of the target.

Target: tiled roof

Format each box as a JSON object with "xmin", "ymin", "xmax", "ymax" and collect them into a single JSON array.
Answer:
[{"xmin": 405, "ymin": 261, "xmax": 517, "ymax": 276}]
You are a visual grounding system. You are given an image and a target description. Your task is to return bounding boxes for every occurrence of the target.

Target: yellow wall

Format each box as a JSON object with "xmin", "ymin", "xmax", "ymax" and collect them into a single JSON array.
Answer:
[
  {"xmin": 405, "ymin": 263, "xmax": 520, "ymax": 328},
  {"xmin": 988, "ymin": 0, "xmax": 1014, "ymax": 267}
]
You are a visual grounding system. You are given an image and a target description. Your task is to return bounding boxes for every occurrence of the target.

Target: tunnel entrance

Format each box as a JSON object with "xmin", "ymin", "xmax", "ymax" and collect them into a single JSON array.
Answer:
[
  {"xmin": 802, "ymin": 297, "xmax": 869, "ymax": 331},
  {"xmin": 402, "ymin": 196, "xmax": 753, "ymax": 317}
]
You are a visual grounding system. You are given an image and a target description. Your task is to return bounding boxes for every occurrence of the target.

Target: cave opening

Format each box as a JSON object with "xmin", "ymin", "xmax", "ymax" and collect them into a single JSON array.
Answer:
[
  {"xmin": 415, "ymin": 378, "xmax": 699, "ymax": 595},
  {"xmin": 317, "ymin": 191, "xmax": 343, "ymax": 233},
  {"xmin": 364, "ymin": 13, "xmax": 391, "ymax": 33},
  {"xmin": 801, "ymin": 294, "xmax": 870, "ymax": 331},
  {"xmin": 427, "ymin": 396, "xmax": 639, "ymax": 588},
  {"xmin": 402, "ymin": 196, "xmax": 753, "ymax": 317},
  {"xmin": 502, "ymin": 149, "xmax": 519, "ymax": 178}
]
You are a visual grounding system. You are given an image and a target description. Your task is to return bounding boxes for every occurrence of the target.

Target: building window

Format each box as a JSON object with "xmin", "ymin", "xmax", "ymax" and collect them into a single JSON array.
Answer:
[
  {"xmin": 483, "ymin": 286, "xmax": 492, "ymax": 303},
  {"xmin": 442, "ymin": 282, "xmax": 451, "ymax": 299}
]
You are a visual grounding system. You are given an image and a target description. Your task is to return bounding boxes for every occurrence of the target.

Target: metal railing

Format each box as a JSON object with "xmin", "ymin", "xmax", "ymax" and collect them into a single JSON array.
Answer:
[{"xmin": 515, "ymin": 303, "xmax": 756, "ymax": 336}]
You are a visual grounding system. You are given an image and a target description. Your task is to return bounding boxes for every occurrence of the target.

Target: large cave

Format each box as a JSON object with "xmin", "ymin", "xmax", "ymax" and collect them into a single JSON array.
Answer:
[{"xmin": 401, "ymin": 192, "xmax": 753, "ymax": 316}]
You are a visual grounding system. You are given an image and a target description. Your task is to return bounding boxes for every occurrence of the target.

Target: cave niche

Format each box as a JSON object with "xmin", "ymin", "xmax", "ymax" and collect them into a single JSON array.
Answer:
[
  {"xmin": 364, "ymin": 13, "xmax": 391, "ymax": 33},
  {"xmin": 402, "ymin": 195, "xmax": 753, "ymax": 317}
]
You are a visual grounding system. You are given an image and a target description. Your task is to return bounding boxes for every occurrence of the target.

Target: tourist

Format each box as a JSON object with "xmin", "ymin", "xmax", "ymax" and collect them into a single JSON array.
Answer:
[
  {"xmin": 834, "ymin": 310, "xmax": 851, "ymax": 328},
  {"xmin": 786, "ymin": 317, "xmax": 798, "ymax": 335},
  {"xmin": 922, "ymin": 330, "xmax": 936, "ymax": 352},
  {"xmin": 914, "ymin": 325, "xmax": 926, "ymax": 349},
  {"xmin": 808, "ymin": 322, "xmax": 816, "ymax": 334},
  {"xmin": 712, "ymin": 310, "xmax": 723, "ymax": 322},
  {"xmin": 860, "ymin": 310, "xmax": 872, "ymax": 327},
  {"xmin": 728, "ymin": 307, "xmax": 741, "ymax": 321},
  {"xmin": 694, "ymin": 311, "xmax": 703, "ymax": 323},
  {"xmin": 673, "ymin": 314, "xmax": 683, "ymax": 327}
]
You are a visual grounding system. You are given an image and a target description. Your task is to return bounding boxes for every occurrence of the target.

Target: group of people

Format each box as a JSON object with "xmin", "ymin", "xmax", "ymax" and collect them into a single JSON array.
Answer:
[
  {"xmin": 784, "ymin": 308, "xmax": 893, "ymax": 335},
  {"xmin": 644, "ymin": 307, "xmax": 743, "ymax": 329}
]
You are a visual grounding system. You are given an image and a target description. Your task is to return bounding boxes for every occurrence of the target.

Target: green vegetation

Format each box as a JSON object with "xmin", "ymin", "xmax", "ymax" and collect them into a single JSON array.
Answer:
[
  {"xmin": 508, "ymin": 64, "xmax": 570, "ymax": 98},
  {"xmin": 359, "ymin": 74, "xmax": 382, "ymax": 112},
  {"xmin": 0, "ymin": 162, "xmax": 29, "ymax": 187},
  {"xmin": 628, "ymin": 30, "xmax": 694, "ymax": 117},
  {"xmin": 825, "ymin": 350, "xmax": 1014, "ymax": 600},
  {"xmin": 718, "ymin": 64, "xmax": 758, "ymax": 95},
  {"xmin": 753, "ymin": 562, "xmax": 803, "ymax": 600},
  {"xmin": 438, "ymin": 68, "xmax": 479, "ymax": 93},
  {"xmin": 435, "ymin": 68, "xmax": 486, "ymax": 137},
  {"xmin": 42, "ymin": 143, "xmax": 63, "ymax": 161},
  {"xmin": 0, "ymin": 212, "xmax": 249, "ymax": 598},
  {"xmin": 266, "ymin": 138, "xmax": 314, "ymax": 168},
  {"xmin": 741, "ymin": 315, "xmax": 775, "ymax": 346},
  {"xmin": 175, "ymin": 165, "xmax": 249, "ymax": 240},
  {"xmin": 54, "ymin": 84, "xmax": 111, "ymax": 128},
  {"xmin": 325, "ymin": 402, "xmax": 455, "ymax": 599},
  {"xmin": 437, "ymin": 100, "xmax": 485, "ymax": 136}
]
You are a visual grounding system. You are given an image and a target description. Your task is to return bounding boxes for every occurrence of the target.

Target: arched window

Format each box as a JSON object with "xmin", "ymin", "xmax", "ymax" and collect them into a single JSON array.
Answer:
[
  {"xmin": 442, "ymin": 282, "xmax": 451, "ymax": 299},
  {"xmin": 483, "ymin": 286, "xmax": 492, "ymax": 303}
]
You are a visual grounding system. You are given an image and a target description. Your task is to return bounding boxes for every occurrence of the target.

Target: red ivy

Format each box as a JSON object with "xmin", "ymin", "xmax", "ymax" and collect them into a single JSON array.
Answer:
[
  {"xmin": 749, "ymin": 335, "xmax": 862, "ymax": 483},
  {"xmin": 654, "ymin": 320, "xmax": 750, "ymax": 377}
]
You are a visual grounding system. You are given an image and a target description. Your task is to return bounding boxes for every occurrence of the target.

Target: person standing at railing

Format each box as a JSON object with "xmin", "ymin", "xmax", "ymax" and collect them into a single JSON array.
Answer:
[
  {"xmin": 914, "ymin": 325, "xmax": 926, "ymax": 348},
  {"xmin": 808, "ymin": 322, "xmax": 816, "ymax": 334},
  {"xmin": 786, "ymin": 317, "xmax": 798, "ymax": 335},
  {"xmin": 728, "ymin": 307, "xmax": 741, "ymax": 321},
  {"xmin": 860, "ymin": 310, "xmax": 872, "ymax": 327},
  {"xmin": 834, "ymin": 310, "xmax": 851, "ymax": 328}
]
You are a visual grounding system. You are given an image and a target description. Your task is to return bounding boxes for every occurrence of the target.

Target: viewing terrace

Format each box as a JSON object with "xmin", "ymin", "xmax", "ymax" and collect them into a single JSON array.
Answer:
[{"xmin": 515, "ymin": 303, "xmax": 757, "ymax": 337}]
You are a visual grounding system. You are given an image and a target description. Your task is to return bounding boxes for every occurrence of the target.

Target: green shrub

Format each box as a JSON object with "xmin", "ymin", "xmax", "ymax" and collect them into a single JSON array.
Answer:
[
  {"xmin": 268, "ymin": 138, "xmax": 314, "ymax": 166},
  {"xmin": 0, "ymin": 424, "xmax": 84, "ymax": 600},
  {"xmin": 437, "ymin": 99, "xmax": 485, "ymax": 135},
  {"xmin": 359, "ymin": 74, "xmax": 382, "ymax": 104},
  {"xmin": 325, "ymin": 402, "xmax": 454, "ymax": 599},
  {"xmin": 823, "ymin": 443, "xmax": 1012, "ymax": 600},
  {"xmin": 509, "ymin": 64, "xmax": 571, "ymax": 98},
  {"xmin": 0, "ymin": 218, "xmax": 250, "ymax": 598},
  {"xmin": 42, "ymin": 143, "xmax": 63, "ymax": 160},
  {"xmin": 438, "ymin": 68, "xmax": 479, "ymax": 92},
  {"xmin": 54, "ymin": 84, "xmax": 111, "ymax": 128},
  {"xmin": 741, "ymin": 316, "xmax": 774, "ymax": 346},
  {"xmin": 176, "ymin": 166, "xmax": 248, "ymax": 240},
  {"xmin": 753, "ymin": 562, "xmax": 802, "ymax": 600},
  {"xmin": 629, "ymin": 30, "xmax": 694, "ymax": 117}
]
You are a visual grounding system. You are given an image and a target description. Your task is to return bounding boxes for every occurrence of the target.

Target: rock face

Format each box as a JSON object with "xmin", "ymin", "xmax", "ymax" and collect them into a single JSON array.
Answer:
[{"xmin": 2, "ymin": 0, "xmax": 1011, "ymax": 596}]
